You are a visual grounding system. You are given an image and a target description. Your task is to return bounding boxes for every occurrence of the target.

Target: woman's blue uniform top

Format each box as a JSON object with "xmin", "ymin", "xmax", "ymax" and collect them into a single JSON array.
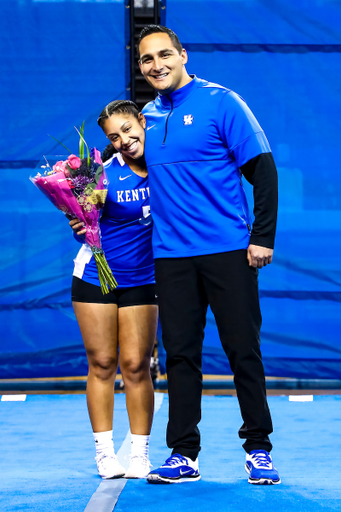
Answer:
[{"xmin": 73, "ymin": 153, "xmax": 155, "ymax": 288}]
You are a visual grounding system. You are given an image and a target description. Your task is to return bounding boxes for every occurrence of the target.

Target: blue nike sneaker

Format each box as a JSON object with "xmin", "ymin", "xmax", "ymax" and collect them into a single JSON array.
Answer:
[
  {"xmin": 245, "ymin": 450, "xmax": 281, "ymax": 485},
  {"xmin": 147, "ymin": 453, "xmax": 201, "ymax": 484}
]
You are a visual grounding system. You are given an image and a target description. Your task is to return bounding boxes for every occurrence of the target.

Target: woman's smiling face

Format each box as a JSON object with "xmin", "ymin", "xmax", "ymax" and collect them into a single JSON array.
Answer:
[{"xmin": 103, "ymin": 112, "xmax": 146, "ymax": 160}]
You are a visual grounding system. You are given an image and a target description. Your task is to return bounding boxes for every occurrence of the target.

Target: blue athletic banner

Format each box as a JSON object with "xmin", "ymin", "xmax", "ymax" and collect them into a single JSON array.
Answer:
[
  {"xmin": 0, "ymin": 0, "xmax": 128, "ymax": 162},
  {"xmin": 157, "ymin": 0, "xmax": 341, "ymax": 379},
  {"xmin": 0, "ymin": 0, "xmax": 129, "ymax": 378},
  {"xmin": 1, "ymin": 0, "xmax": 341, "ymax": 379},
  {"xmin": 165, "ymin": 0, "xmax": 341, "ymax": 45}
]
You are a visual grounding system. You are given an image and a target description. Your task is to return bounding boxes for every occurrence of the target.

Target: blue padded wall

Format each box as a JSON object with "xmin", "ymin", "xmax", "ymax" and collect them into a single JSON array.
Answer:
[
  {"xmin": 0, "ymin": 0, "xmax": 129, "ymax": 378},
  {"xmin": 0, "ymin": 0, "xmax": 129, "ymax": 161},
  {"xmin": 156, "ymin": 0, "xmax": 341, "ymax": 379},
  {"xmin": 1, "ymin": 0, "xmax": 341, "ymax": 379}
]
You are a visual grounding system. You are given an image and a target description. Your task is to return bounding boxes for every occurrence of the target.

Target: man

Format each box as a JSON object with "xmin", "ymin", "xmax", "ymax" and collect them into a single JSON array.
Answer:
[{"xmin": 138, "ymin": 25, "xmax": 280, "ymax": 485}]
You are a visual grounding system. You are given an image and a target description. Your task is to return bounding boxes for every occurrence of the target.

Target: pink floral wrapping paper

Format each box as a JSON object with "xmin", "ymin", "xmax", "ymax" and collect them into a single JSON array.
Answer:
[
  {"xmin": 30, "ymin": 148, "xmax": 117, "ymax": 293},
  {"xmin": 31, "ymin": 149, "xmax": 106, "ymax": 250}
]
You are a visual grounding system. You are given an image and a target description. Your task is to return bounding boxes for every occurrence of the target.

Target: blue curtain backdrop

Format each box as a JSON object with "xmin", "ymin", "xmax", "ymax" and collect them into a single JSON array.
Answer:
[
  {"xmin": 156, "ymin": 0, "xmax": 341, "ymax": 379},
  {"xmin": 1, "ymin": 0, "xmax": 341, "ymax": 379},
  {"xmin": 0, "ymin": 0, "xmax": 129, "ymax": 378},
  {"xmin": 0, "ymin": 0, "xmax": 129, "ymax": 161}
]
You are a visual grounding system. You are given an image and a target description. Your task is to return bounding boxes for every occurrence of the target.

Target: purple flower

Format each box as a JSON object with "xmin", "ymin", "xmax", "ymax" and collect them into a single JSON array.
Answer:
[{"xmin": 72, "ymin": 174, "xmax": 92, "ymax": 194}]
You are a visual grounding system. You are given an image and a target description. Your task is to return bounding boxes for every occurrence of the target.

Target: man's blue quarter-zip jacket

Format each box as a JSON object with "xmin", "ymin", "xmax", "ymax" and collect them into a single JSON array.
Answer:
[{"xmin": 143, "ymin": 76, "xmax": 276, "ymax": 259}]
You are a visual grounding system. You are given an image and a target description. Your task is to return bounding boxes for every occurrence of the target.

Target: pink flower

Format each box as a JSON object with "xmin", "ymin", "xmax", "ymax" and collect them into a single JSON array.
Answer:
[
  {"xmin": 68, "ymin": 154, "xmax": 81, "ymax": 170},
  {"xmin": 53, "ymin": 160, "xmax": 67, "ymax": 174}
]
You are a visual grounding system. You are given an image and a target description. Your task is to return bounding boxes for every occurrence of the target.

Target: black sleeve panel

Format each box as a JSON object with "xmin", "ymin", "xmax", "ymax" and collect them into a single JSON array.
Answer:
[{"xmin": 240, "ymin": 152, "xmax": 278, "ymax": 249}]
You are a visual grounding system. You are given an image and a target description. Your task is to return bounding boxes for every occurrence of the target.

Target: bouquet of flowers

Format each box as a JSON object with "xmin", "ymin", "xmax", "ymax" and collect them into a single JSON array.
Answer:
[{"xmin": 30, "ymin": 125, "xmax": 117, "ymax": 294}]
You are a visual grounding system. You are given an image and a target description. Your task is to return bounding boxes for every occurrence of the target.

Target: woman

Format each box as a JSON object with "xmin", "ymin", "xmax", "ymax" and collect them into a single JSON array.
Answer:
[{"xmin": 70, "ymin": 100, "xmax": 157, "ymax": 479}]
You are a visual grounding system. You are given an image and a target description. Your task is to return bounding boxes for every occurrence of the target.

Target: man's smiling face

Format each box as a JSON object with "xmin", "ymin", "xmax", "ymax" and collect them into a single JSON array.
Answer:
[{"xmin": 139, "ymin": 33, "xmax": 188, "ymax": 95}]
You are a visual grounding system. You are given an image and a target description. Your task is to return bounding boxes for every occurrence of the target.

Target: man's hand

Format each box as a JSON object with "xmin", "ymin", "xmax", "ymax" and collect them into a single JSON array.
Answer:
[{"xmin": 247, "ymin": 244, "xmax": 273, "ymax": 268}]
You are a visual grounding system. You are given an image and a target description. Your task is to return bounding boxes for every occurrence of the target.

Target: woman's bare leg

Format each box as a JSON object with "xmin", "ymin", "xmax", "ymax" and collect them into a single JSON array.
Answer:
[
  {"xmin": 118, "ymin": 305, "xmax": 158, "ymax": 435},
  {"xmin": 73, "ymin": 301, "xmax": 118, "ymax": 432}
]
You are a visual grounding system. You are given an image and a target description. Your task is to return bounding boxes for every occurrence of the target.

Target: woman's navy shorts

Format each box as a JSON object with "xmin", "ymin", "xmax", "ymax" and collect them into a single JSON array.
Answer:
[{"xmin": 71, "ymin": 276, "xmax": 157, "ymax": 308}]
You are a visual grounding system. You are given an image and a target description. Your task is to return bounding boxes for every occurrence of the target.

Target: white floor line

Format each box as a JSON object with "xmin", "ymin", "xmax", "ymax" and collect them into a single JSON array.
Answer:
[
  {"xmin": 1, "ymin": 395, "xmax": 27, "ymax": 401},
  {"xmin": 84, "ymin": 393, "xmax": 164, "ymax": 512},
  {"xmin": 83, "ymin": 480, "xmax": 126, "ymax": 512},
  {"xmin": 289, "ymin": 395, "xmax": 313, "ymax": 402}
]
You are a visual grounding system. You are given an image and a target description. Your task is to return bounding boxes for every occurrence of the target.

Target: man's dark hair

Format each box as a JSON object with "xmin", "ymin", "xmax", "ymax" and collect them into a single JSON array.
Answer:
[
  {"xmin": 138, "ymin": 25, "xmax": 182, "ymax": 59},
  {"xmin": 97, "ymin": 100, "xmax": 140, "ymax": 129}
]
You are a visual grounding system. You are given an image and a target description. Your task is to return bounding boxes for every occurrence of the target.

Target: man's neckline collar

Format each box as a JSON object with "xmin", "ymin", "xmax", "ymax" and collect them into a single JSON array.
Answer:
[{"xmin": 158, "ymin": 75, "xmax": 198, "ymax": 108}]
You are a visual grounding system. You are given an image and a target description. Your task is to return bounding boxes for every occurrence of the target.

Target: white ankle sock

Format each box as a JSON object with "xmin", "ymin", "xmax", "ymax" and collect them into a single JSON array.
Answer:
[
  {"xmin": 93, "ymin": 430, "xmax": 114, "ymax": 456},
  {"xmin": 130, "ymin": 433, "xmax": 150, "ymax": 458}
]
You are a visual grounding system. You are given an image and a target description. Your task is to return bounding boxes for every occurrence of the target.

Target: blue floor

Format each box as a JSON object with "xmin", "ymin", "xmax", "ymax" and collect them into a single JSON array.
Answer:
[
  {"xmin": 1, "ymin": 394, "xmax": 340, "ymax": 511},
  {"xmin": 0, "ymin": 395, "xmax": 129, "ymax": 512},
  {"xmin": 116, "ymin": 395, "xmax": 341, "ymax": 512}
]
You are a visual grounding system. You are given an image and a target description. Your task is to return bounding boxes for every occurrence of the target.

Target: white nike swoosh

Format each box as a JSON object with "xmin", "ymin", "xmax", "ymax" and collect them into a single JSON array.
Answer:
[
  {"xmin": 119, "ymin": 175, "xmax": 132, "ymax": 181},
  {"xmin": 180, "ymin": 469, "xmax": 193, "ymax": 475},
  {"xmin": 146, "ymin": 124, "xmax": 156, "ymax": 131}
]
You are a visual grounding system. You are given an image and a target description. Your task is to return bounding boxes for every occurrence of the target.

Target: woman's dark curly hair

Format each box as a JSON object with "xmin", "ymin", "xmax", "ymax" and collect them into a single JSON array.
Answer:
[{"xmin": 101, "ymin": 143, "xmax": 117, "ymax": 162}]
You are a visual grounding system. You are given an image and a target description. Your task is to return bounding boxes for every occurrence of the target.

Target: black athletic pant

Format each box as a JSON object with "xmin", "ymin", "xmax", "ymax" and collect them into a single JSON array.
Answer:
[{"xmin": 155, "ymin": 250, "xmax": 273, "ymax": 461}]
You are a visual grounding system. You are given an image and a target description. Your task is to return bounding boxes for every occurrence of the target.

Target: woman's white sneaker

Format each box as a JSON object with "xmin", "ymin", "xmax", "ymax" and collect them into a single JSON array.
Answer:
[
  {"xmin": 95, "ymin": 450, "xmax": 125, "ymax": 479},
  {"xmin": 125, "ymin": 455, "xmax": 152, "ymax": 479}
]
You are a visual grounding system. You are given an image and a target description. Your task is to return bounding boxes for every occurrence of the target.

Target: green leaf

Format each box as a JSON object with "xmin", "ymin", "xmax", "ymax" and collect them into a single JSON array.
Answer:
[
  {"xmin": 74, "ymin": 124, "xmax": 90, "ymax": 166},
  {"xmin": 95, "ymin": 165, "xmax": 103, "ymax": 184},
  {"xmin": 79, "ymin": 121, "xmax": 85, "ymax": 160},
  {"xmin": 48, "ymin": 134, "xmax": 72, "ymax": 154},
  {"xmin": 66, "ymin": 163, "xmax": 76, "ymax": 176},
  {"xmin": 84, "ymin": 183, "xmax": 96, "ymax": 194}
]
